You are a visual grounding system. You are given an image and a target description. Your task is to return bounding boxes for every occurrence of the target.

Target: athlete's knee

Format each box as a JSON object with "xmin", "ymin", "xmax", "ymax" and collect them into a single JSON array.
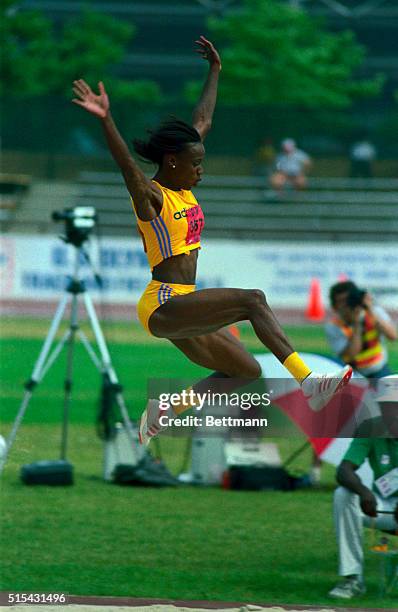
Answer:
[
  {"xmin": 225, "ymin": 357, "xmax": 262, "ymax": 380},
  {"xmin": 246, "ymin": 289, "xmax": 268, "ymax": 314},
  {"xmin": 149, "ymin": 320, "xmax": 176, "ymax": 339},
  {"xmin": 245, "ymin": 358, "xmax": 262, "ymax": 379}
]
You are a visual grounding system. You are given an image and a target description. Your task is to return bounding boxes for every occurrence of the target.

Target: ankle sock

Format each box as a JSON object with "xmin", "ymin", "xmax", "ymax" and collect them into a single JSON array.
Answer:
[{"xmin": 283, "ymin": 352, "xmax": 312, "ymax": 384}]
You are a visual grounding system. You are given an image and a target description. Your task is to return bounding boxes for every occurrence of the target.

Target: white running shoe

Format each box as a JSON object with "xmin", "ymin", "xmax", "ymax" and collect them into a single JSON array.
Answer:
[
  {"xmin": 138, "ymin": 399, "xmax": 174, "ymax": 446},
  {"xmin": 329, "ymin": 576, "xmax": 366, "ymax": 599},
  {"xmin": 301, "ymin": 365, "xmax": 353, "ymax": 412}
]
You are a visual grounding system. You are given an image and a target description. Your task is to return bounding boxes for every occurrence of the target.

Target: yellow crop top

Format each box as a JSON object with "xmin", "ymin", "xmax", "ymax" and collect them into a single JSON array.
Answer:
[{"xmin": 131, "ymin": 180, "xmax": 205, "ymax": 271}]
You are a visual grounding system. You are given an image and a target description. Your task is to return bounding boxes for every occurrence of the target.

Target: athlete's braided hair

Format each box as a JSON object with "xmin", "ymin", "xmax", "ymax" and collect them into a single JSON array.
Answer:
[{"xmin": 133, "ymin": 117, "xmax": 201, "ymax": 166}]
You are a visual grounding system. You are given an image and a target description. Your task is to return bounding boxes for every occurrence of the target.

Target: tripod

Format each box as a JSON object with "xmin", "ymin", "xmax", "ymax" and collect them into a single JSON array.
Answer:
[{"xmin": 0, "ymin": 242, "xmax": 144, "ymax": 474}]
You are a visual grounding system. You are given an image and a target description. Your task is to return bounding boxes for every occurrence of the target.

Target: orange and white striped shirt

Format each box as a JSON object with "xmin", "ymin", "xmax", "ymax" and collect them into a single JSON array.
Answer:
[{"xmin": 325, "ymin": 306, "xmax": 391, "ymax": 376}]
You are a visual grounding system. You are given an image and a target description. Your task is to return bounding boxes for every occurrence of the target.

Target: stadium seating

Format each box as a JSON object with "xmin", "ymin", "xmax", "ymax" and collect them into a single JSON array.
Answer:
[
  {"xmin": 74, "ymin": 171, "xmax": 398, "ymax": 242},
  {"xmin": 0, "ymin": 174, "xmax": 31, "ymax": 229}
]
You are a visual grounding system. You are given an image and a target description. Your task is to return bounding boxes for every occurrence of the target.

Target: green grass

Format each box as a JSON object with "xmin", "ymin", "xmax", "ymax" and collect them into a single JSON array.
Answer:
[{"xmin": 1, "ymin": 319, "xmax": 397, "ymax": 607}]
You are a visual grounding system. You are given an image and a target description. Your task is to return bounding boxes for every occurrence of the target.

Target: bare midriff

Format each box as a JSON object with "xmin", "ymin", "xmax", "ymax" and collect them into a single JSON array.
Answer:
[{"xmin": 151, "ymin": 249, "xmax": 199, "ymax": 285}]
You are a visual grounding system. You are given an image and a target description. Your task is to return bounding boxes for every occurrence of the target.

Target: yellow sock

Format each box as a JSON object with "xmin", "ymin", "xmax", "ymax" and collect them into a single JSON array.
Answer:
[
  {"xmin": 283, "ymin": 352, "xmax": 312, "ymax": 384},
  {"xmin": 172, "ymin": 386, "xmax": 201, "ymax": 415}
]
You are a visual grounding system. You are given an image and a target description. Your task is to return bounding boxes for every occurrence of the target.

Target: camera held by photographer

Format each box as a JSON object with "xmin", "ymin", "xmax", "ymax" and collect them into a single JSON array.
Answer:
[{"xmin": 325, "ymin": 281, "xmax": 397, "ymax": 379}]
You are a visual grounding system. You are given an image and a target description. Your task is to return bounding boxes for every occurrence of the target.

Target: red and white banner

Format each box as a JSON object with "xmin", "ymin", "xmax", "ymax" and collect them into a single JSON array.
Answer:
[{"xmin": 255, "ymin": 352, "xmax": 377, "ymax": 485}]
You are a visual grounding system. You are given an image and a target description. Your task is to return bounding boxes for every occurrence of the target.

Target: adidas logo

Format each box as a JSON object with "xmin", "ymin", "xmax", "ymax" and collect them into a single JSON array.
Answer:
[{"xmin": 173, "ymin": 208, "xmax": 187, "ymax": 220}]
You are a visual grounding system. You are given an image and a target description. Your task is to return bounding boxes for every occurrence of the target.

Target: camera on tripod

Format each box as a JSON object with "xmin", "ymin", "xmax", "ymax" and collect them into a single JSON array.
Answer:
[
  {"xmin": 0, "ymin": 202, "xmax": 143, "ymax": 483},
  {"xmin": 52, "ymin": 206, "xmax": 97, "ymax": 247}
]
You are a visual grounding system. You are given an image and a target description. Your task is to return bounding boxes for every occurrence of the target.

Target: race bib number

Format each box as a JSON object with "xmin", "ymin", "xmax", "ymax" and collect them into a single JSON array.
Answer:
[
  {"xmin": 374, "ymin": 467, "xmax": 398, "ymax": 498},
  {"xmin": 186, "ymin": 205, "xmax": 205, "ymax": 245}
]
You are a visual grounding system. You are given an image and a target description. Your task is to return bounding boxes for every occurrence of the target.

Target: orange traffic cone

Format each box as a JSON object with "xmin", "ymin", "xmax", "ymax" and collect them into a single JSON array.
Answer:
[{"xmin": 305, "ymin": 278, "xmax": 325, "ymax": 322}]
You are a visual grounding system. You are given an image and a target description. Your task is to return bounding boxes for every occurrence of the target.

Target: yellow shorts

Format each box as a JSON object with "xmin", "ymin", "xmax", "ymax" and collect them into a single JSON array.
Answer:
[{"xmin": 137, "ymin": 279, "xmax": 196, "ymax": 335}]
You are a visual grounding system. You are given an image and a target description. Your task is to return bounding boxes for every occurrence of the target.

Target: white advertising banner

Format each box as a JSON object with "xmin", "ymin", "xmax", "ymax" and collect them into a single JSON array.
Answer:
[{"xmin": 0, "ymin": 234, "xmax": 397, "ymax": 309}]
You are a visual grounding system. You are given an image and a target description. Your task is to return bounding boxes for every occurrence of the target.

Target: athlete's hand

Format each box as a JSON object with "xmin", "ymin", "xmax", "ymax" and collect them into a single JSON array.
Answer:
[
  {"xmin": 72, "ymin": 80, "xmax": 109, "ymax": 118},
  {"xmin": 195, "ymin": 35, "xmax": 221, "ymax": 70}
]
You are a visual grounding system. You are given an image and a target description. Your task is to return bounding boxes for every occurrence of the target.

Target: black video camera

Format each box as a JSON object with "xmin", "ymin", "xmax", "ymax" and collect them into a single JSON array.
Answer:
[
  {"xmin": 346, "ymin": 286, "xmax": 367, "ymax": 309},
  {"xmin": 52, "ymin": 206, "xmax": 97, "ymax": 247}
]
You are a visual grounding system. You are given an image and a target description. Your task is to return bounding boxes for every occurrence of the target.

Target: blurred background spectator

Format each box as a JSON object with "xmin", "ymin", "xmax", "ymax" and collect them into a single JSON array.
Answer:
[
  {"xmin": 253, "ymin": 137, "xmax": 276, "ymax": 178},
  {"xmin": 350, "ymin": 139, "xmax": 377, "ymax": 178},
  {"xmin": 270, "ymin": 139, "xmax": 312, "ymax": 194}
]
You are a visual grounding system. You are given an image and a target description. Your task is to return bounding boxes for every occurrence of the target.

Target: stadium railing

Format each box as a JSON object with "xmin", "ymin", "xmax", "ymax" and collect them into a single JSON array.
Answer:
[
  {"xmin": 0, "ymin": 174, "xmax": 31, "ymax": 228},
  {"xmin": 72, "ymin": 172, "xmax": 398, "ymax": 242}
]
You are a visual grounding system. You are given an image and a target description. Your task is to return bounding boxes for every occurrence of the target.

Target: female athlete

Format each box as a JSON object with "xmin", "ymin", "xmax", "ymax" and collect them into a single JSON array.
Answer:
[{"xmin": 73, "ymin": 36, "xmax": 352, "ymax": 445}]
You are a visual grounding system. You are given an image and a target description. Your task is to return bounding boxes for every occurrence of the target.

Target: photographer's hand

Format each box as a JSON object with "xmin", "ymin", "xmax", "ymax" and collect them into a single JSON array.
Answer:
[
  {"xmin": 363, "ymin": 293, "xmax": 397, "ymax": 341},
  {"xmin": 341, "ymin": 307, "xmax": 364, "ymax": 362},
  {"xmin": 362, "ymin": 292, "xmax": 373, "ymax": 310},
  {"xmin": 353, "ymin": 306, "xmax": 364, "ymax": 324}
]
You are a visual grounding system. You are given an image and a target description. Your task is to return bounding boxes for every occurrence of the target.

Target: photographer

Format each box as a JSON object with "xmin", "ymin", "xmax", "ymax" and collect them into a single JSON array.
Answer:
[{"xmin": 325, "ymin": 281, "xmax": 397, "ymax": 380}]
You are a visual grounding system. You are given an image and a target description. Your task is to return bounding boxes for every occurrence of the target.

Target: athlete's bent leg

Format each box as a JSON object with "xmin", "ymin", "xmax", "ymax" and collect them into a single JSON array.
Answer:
[
  {"xmin": 144, "ymin": 288, "xmax": 352, "ymax": 423},
  {"xmin": 139, "ymin": 329, "xmax": 263, "ymax": 445},
  {"xmin": 173, "ymin": 329, "xmax": 262, "ymax": 406},
  {"xmin": 149, "ymin": 287, "xmax": 295, "ymax": 363},
  {"xmin": 172, "ymin": 327, "xmax": 261, "ymax": 379}
]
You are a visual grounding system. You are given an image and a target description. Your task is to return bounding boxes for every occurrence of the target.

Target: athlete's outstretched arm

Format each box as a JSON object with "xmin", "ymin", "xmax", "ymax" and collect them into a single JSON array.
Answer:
[
  {"xmin": 72, "ymin": 80, "xmax": 160, "ymax": 221},
  {"xmin": 192, "ymin": 36, "xmax": 221, "ymax": 141}
]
